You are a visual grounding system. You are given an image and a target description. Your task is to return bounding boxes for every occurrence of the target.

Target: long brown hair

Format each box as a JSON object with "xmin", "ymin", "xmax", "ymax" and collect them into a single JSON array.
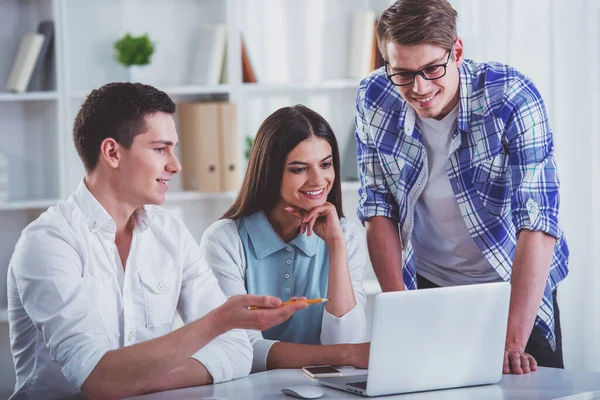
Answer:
[{"xmin": 222, "ymin": 105, "xmax": 344, "ymax": 220}]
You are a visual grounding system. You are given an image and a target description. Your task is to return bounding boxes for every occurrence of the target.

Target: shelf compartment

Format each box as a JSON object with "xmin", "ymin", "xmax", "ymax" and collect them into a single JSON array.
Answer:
[
  {"xmin": 0, "ymin": 101, "xmax": 61, "ymax": 202},
  {"xmin": 63, "ymin": 0, "xmax": 228, "ymax": 91}
]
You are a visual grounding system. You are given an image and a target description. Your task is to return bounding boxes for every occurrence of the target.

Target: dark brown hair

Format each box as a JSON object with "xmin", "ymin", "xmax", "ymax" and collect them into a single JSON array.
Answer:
[
  {"xmin": 377, "ymin": 0, "xmax": 458, "ymax": 59},
  {"xmin": 73, "ymin": 82, "xmax": 175, "ymax": 172},
  {"xmin": 222, "ymin": 105, "xmax": 344, "ymax": 220}
]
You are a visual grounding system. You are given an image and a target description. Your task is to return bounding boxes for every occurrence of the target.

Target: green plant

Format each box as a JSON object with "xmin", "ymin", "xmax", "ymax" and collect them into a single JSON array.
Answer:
[
  {"xmin": 114, "ymin": 33, "xmax": 155, "ymax": 67},
  {"xmin": 244, "ymin": 135, "xmax": 254, "ymax": 160}
]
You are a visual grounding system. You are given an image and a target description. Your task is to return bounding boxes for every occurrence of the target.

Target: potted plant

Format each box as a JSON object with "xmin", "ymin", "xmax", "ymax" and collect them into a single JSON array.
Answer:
[{"xmin": 113, "ymin": 33, "xmax": 155, "ymax": 82}]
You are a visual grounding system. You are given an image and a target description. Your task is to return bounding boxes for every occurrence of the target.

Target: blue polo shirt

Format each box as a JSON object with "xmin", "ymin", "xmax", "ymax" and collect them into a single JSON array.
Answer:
[{"xmin": 238, "ymin": 211, "xmax": 330, "ymax": 345}]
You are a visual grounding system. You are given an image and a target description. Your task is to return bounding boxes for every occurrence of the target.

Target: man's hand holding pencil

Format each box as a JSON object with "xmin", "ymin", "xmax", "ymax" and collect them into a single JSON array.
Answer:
[
  {"xmin": 213, "ymin": 294, "xmax": 309, "ymax": 332},
  {"xmin": 247, "ymin": 297, "xmax": 329, "ymax": 310}
]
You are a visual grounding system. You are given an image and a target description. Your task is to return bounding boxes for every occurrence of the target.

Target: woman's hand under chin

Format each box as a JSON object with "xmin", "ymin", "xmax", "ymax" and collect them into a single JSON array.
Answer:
[{"xmin": 285, "ymin": 203, "xmax": 344, "ymax": 244}]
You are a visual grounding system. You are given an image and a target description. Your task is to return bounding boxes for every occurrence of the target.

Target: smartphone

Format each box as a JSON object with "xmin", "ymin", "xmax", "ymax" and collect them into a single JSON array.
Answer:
[{"xmin": 301, "ymin": 365, "xmax": 343, "ymax": 379}]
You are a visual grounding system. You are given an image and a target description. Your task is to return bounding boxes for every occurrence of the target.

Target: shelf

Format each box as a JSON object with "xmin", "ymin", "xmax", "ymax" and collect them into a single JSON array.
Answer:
[
  {"xmin": 0, "ymin": 199, "xmax": 58, "ymax": 211},
  {"xmin": 165, "ymin": 190, "xmax": 238, "ymax": 202},
  {"xmin": 241, "ymin": 79, "xmax": 361, "ymax": 94},
  {"xmin": 0, "ymin": 91, "xmax": 59, "ymax": 102},
  {"xmin": 166, "ymin": 183, "xmax": 359, "ymax": 202},
  {"xmin": 0, "ymin": 185, "xmax": 358, "ymax": 211},
  {"xmin": 163, "ymin": 85, "xmax": 233, "ymax": 97},
  {"xmin": 69, "ymin": 85, "xmax": 233, "ymax": 100}
]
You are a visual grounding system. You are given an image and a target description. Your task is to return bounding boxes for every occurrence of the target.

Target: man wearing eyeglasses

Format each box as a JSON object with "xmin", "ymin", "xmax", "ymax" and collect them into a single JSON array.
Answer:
[{"xmin": 355, "ymin": 0, "xmax": 568, "ymax": 375}]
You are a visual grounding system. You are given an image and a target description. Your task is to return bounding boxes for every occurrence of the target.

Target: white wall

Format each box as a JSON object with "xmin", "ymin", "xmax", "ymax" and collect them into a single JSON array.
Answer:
[
  {"xmin": 452, "ymin": 0, "xmax": 600, "ymax": 373},
  {"xmin": 241, "ymin": 0, "xmax": 600, "ymax": 371}
]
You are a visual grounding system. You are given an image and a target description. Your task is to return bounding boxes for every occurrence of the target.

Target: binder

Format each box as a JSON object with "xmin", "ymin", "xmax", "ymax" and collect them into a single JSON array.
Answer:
[
  {"xmin": 241, "ymin": 35, "xmax": 257, "ymax": 83},
  {"xmin": 218, "ymin": 103, "xmax": 240, "ymax": 191},
  {"xmin": 177, "ymin": 102, "xmax": 221, "ymax": 192},
  {"xmin": 6, "ymin": 33, "xmax": 45, "ymax": 93},
  {"xmin": 28, "ymin": 20, "xmax": 55, "ymax": 91}
]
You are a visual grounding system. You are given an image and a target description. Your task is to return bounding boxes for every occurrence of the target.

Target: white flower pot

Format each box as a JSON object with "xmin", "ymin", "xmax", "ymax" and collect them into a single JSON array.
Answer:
[{"xmin": 127, "ymin": 65, "xmax": 147, "ymax": 83}]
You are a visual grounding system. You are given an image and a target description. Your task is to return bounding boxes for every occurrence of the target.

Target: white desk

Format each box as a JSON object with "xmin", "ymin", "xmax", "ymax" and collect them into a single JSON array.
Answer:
[{"xmin": 130, "ymin": 367, "xmax": 600, "ymax": 400}]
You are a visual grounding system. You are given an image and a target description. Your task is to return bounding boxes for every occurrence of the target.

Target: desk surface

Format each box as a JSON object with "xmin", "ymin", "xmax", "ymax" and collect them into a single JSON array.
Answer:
[{"xmin": 131, "ymin": 367, "xmax": 600, "ymax": 400}]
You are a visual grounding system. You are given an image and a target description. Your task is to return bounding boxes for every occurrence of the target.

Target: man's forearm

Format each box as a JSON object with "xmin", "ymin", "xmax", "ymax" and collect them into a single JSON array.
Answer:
[
  {"xmin": 82, "ymin": 307, "xmax": 228, "ymax": 399},
  {"xmin": 506, "ymin": 229, "xmax": 555, "ymax": 350},
  {"xmin": 134, "ymin": 358, "xmax": 212, "ymax": 396},
  {"xmin": 365, "ymin": 216, "xmax": 405, "ymax": 291}
]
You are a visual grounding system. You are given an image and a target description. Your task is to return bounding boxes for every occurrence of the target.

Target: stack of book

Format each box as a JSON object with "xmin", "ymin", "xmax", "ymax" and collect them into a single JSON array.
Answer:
[
  {"xmin": 191, "ymin": 23, "xmax": 227, "ymax": 86},
  {"xmin": 347, "ymin": 11, "xmax": 384, "ymax": 79},
  {"xmin": 190, "ymin": 26, "xmax": 258, "ymax": 85}
]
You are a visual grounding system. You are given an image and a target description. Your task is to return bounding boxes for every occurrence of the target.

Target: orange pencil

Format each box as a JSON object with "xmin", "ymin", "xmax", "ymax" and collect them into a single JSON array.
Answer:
[{"xmin": 247, "ymin": 298, "xmax": 329, "ymax": 310}]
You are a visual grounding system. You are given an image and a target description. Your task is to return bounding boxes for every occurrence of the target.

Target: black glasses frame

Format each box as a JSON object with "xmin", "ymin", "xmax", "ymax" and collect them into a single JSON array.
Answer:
[{"xmin": 385, "ymin": 46, "xmax": 454, "ymax": 87}]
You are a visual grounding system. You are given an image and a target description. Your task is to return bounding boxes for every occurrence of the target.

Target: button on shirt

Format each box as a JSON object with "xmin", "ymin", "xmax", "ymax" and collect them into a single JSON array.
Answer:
[
  {"xmin": 7, "ymin": 181, "xmax": 252, "ymax": 399},
  {"xmin": 355, "ymin": 60, "xmax": 569, "ymax": 350},
  {"xmin": 200, "ymin": 211, "xmax": 367, "ymax": 372}
]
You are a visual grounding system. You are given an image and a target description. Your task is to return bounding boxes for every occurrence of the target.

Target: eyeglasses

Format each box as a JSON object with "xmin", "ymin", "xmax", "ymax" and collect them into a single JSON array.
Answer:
[{"xmin": 385, "ymin": 46, "xmax": 453, "ymax": 87}]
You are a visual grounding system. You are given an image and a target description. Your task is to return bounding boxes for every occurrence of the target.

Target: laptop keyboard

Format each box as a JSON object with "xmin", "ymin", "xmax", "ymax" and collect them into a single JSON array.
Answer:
[{"xmin": 347, "ymin": 381, "xmax": 367, "ymax": 390}]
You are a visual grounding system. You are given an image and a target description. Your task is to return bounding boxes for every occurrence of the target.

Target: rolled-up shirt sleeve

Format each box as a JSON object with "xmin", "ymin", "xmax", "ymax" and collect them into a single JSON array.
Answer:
[
  {"xmin": 504, "ymin": 78, "xmax": 561, "ymax": 240},
  {"xmin": 355, "ymin": 83, "xmax": 400, "ymax": 223},
  {"xmin": 10, "ymin": 227, "xmax": 112, "ymax": 390},
  {"xmin": 177, "ymin": 223, "xmax": 252, "ymax": 383},
  {"xmin": 199, "ymin": 220, "xmax": 278, "ymax": 373},
  {"xmin": 320, "ymin": 219, "xmax": 367, "ymax": 344}
]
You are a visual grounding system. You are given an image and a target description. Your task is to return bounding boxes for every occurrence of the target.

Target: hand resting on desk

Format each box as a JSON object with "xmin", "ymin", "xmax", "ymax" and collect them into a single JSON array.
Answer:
[{"xmin": 504, "ymin": 348, "xmax": 538, "ymax": 375}]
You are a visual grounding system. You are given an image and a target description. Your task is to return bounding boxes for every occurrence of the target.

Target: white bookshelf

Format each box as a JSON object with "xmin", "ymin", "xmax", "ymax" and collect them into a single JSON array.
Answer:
[{"xmin": 0, "ymin": 0, "xmax": 393, "ymax": 393}]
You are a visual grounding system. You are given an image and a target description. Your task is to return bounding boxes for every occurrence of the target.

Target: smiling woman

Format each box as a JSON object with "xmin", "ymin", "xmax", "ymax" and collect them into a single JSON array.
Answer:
[
  {"xmin": 200, "ymin": 105, "xmax": 370, "ymax": 372},
  {"xmin": 280, "ymin": 137, "xmax": 335, "ymax": 221}
]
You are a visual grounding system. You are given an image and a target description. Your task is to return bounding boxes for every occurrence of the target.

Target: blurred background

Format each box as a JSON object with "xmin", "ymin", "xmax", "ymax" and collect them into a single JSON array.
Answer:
[{"xmin": 0, "ymin": 0, "xmax": 598, "ymax": 396}]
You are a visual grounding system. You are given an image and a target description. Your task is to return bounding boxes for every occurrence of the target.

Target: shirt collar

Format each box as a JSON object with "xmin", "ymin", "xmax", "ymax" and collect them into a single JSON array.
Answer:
[
  {"xmin": 244, "ymin": 211, "xmax": 318, "ymax": 259},
  {"xmin": 457, "ymin": 59, "xmax": 478, "ymax": 133},
  {"xmin": 73, "ymin": 179, "xmax": 152, "ymax": 233}
]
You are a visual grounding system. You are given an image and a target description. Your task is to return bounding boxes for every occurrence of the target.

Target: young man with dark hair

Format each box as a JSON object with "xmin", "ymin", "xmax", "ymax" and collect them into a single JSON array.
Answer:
[
  {"xmin": 8, "ymin": 82, "xmax": 307, "ymax": 399},
  {"xmin": 356, "ymin": 0, "xmax": 569, "ymax": 374}
]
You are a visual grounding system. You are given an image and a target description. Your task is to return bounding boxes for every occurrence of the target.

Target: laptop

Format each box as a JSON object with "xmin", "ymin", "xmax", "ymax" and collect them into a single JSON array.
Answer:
[{"xmin": 319, "ymin": 281, "xmax": 511, "ymax": 397}]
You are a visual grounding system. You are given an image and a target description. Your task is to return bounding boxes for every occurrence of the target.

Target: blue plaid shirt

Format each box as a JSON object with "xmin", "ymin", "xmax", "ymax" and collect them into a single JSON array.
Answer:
[{"xmin": 355, "ymin": 59, "xmax": 569, "ymax": 349}]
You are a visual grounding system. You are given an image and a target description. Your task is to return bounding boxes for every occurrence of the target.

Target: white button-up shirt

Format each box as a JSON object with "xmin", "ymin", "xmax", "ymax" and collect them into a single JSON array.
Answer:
[{"xmin": 7, "ymin": 181, "xmax": 252, "ymax": 399}]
